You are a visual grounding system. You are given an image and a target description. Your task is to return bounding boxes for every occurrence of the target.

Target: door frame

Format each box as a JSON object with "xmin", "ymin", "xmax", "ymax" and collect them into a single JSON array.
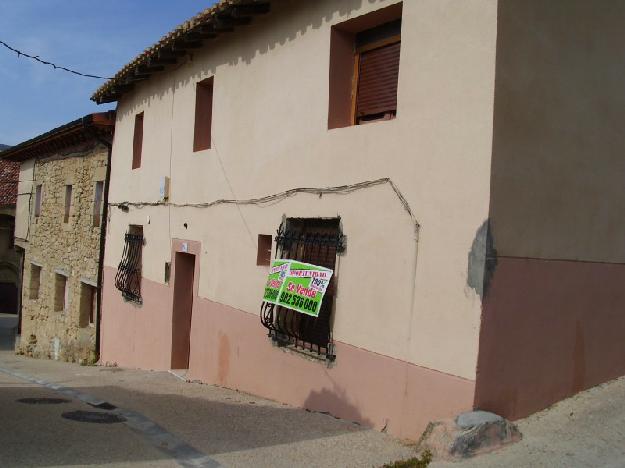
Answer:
[{"xmin": 170, "ymin": 239, "xmax": 201, "ymax": 370}]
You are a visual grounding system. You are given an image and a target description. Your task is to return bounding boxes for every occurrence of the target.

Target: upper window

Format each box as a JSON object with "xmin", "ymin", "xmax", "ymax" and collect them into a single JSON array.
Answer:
[
  {"xmin": 132, "ymin": 112, "xmax": 144, "ymax": 170},
  {"xmin": 328, "ymin": 3, "xmax": 402, "ymax": 129},
  {"xmin": 34, "ymin": 184, "xmax": 43, "ymax": 218},
  {"xmin": 193, "ymin": 77, "xmax": 214, "ymax": 152}
]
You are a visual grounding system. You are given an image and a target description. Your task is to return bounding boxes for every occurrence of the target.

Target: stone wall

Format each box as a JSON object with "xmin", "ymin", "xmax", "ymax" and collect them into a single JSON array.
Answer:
[{"xmin": 17, "ymin": 142, "xmax": 107, "ymax": 363}]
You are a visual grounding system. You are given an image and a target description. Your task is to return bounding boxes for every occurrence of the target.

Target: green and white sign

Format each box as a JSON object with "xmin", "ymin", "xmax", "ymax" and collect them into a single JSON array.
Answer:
[{"xmin": 263, "ymin": 260, "xmax": 333, "ymax": 317}]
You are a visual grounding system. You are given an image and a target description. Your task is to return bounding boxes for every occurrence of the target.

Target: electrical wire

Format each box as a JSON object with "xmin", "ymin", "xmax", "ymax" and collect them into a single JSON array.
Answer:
[
  {"xmin": 0, "ymin": 39, "xmax": 111, "ymax": 80},
  {"xmin": 109, "ymin": 177, "xmax": 420, "ymax": 237}
]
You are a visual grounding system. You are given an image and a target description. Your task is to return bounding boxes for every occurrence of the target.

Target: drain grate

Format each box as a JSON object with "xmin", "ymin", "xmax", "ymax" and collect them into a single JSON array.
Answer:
[
  {"xmin": 18, "ymin": 397, "xmax": 70, "ymax": 405},
  {"xmin": 61, "ymin": 410, "xmax": 126, "ymax": 424}
]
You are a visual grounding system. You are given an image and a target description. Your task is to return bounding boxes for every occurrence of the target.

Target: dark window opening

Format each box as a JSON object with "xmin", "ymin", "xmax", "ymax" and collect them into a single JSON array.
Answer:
[
  {"xmin": 328, "ymin": 3, "xmax": 402, "ymax": 129},
  {"xmin": 260, "ymin": 218, "xmax": 345, "ymax": 361},
  {"xmin": 115, "ymin": 225, "xmax": 143, "ymax": 303},
  {"xmin": 93, "ymin": 181, "xmax": 104, "ymax": 227},
  {"xmin": 193, "ymin": 77, "xmax": 214, "ymax": 152},
  {"xmin": 256, "ymin": 234, "xmax": 272, "ymax": 266},
  {"xmin": 132, "ymin": 112, "xmax": 144, "ymax": 170},
  {"xmin": 34, "ymin": 185, "xmax": 43, "ymax": 218},
  {"xmin": 63, "ymin": 185, "xmax": 73, "ymax": 223},
  {"xmin": 29, "ymin": 264, "xmax": 41, "ymax": 300},
  {"xmin": 79, "ymin": 282, "xmax": 97, "ymax": 328}
]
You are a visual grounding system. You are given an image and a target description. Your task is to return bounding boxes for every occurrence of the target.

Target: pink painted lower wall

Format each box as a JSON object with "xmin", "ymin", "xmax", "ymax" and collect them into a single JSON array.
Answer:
[
  {"xmin": 475, "ymin": 257, "xmax": 625, "ymax": 420},
  {"xmin": 101, "ymin": 267, "xmax": 474, "ymax": 440}
]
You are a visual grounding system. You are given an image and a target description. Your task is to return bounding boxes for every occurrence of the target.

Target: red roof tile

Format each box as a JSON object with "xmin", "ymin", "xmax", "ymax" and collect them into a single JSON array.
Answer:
[{"xmin": 0, "ymin": 159, "xmax": 19, "ymax": 207}]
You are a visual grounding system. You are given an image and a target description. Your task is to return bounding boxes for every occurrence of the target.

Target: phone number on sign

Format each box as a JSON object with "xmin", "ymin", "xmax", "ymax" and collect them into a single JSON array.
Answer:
[{"xmin": 279, "ymin": 291, "xmax": 318, "ymax": 313}]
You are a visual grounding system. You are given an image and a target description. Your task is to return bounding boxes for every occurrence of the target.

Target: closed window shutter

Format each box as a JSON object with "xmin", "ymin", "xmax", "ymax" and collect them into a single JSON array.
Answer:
[
  {"xmin": 132, "ymin": 113, "xmax": 144, "ymax": 169},
  {"xmin": 356, "ymin": 41, "xmax": 401, "ymax": 119}
]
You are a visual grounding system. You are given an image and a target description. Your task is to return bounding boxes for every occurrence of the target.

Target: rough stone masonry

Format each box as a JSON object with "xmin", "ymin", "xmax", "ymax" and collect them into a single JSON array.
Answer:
[{"xmin": 18, "ymin": 142, "xmax": 107, "ymax": 363}]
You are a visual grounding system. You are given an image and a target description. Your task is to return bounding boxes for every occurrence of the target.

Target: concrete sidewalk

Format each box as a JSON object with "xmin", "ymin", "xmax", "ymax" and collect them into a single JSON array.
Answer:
[
  {"xmin": 0, "ymin": 349, "xmax": 416, "ymax": 467},
  {"xmin": 432, "ymin": 376, "xmax": 625, "ymax": 468}
]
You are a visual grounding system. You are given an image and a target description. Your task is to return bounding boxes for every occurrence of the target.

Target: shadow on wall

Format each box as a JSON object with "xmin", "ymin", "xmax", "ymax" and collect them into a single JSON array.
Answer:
[
  {"xmin": 303, "ymin": 379, "xmax": 374, "ymax": 429},
  {"xmin": 119, "ymin": 0, "xmax": 389, "ymax": 118}
]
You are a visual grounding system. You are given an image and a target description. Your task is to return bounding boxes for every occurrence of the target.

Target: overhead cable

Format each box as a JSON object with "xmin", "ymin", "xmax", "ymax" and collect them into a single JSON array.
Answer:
[{"xmin": 0, "ymin": 39, "xmax": 110, "ymax": 79}]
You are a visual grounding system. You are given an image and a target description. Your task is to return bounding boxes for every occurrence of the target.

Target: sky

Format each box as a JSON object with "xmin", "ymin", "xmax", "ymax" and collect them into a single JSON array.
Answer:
[{"xmin": 0, "ymin": 0, "xmax": 217, "ymax": 146}]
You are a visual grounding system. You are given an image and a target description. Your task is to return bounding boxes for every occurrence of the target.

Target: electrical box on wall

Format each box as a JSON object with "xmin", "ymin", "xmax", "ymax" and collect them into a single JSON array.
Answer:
[{"xmin": 159, "ymin": 176, "xmax": 170, "ymax": 201}]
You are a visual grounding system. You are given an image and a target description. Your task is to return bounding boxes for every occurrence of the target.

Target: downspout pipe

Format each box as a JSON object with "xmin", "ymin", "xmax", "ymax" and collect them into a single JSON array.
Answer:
[{"xmin": 82, "ymin": 112, "xmax": 114, "ymax": 363}]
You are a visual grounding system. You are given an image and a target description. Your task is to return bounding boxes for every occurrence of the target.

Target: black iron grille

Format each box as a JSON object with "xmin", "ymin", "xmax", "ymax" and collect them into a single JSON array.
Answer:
[
  {"xmin": 261, "ymin": 218, "xmax": 344, "ymax": 361},
  {"xmin": 115, "ymin": 232, "xmax": 143, "ymax": 303}
]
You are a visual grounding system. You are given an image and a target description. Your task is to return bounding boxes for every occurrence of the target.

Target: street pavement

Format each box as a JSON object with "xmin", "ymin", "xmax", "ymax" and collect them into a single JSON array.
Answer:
[
  {"xmin": 0, "ymin": 314, "xmax": 415, "ymax": 467},
  {"xmin": 3, "ymin": 312, "xmax": 625, "ymax": 467}
]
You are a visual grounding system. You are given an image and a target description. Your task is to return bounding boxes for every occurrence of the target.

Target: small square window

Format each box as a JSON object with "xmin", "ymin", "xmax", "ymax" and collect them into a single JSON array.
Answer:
[
  {"xmin": 29, "ymin": 264, "xmax": 41, "ymax": 300},
  {"xmin": 257, "ymin": 234, "xmax": 273, "ymax": 266},
  {"xmin": 54, "ymin": 273, "xmax": 68, "ymax": 312}
]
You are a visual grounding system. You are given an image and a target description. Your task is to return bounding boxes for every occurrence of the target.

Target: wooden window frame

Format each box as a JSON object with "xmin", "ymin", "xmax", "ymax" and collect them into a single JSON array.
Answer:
[{"xmin": 351, "ymin": 34, "xmax": 401, "ymax": 125}]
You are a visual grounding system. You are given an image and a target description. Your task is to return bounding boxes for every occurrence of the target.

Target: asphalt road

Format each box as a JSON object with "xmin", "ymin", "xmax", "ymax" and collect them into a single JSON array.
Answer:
[{"xmin": 0, "ymin": 314, "xmax": 415, "ymax": 467}]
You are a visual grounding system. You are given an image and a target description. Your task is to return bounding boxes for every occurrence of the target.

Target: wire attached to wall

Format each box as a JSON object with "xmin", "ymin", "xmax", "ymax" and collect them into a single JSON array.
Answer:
[
  {"xmin": 110, "ymin": 177, "xmax": 421, "ymax": 237},
  {"xmin": 0, "ymin": 39, "xmax": 111, "ymax": 80}
]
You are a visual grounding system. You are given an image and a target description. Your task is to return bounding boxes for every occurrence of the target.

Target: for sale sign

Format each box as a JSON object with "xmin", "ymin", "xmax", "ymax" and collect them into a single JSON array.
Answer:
[{"xmin": 262, "ymin": 260, "xmax": 333, "ymax": 317}]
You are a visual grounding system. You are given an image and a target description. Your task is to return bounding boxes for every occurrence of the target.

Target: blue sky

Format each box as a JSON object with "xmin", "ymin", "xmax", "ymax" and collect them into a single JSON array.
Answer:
[{"xmin": 0, "ymin": 1, "xmax": 216, "ymax": 145}]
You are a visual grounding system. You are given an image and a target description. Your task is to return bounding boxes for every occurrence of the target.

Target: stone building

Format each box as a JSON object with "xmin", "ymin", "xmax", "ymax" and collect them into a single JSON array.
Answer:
[
  {"xmin": 1, "ymin": 113, "xmax": 114, "ymax": 362},
  {"xmin": 0, "ymin": 156, "xmax": 19, "ymax": 314}
]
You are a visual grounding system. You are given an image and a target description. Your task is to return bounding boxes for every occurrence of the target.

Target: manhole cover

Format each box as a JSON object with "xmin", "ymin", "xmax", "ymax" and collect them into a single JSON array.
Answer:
[
  {"xmin": 61, "ymin": 410, "xmax": 126, "ymax": 424},
  {"xmin": 17, "ymin": 398, "xmax": 70, "ymax": 405}
]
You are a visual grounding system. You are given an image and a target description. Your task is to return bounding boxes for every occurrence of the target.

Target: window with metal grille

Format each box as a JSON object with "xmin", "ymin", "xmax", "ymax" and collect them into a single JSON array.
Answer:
[
  {"xmin": 260, "ymin": 218, "xmax": 344, "ymax": 360},
  {"xmin": 114, "ymin": 225, "xmax": 143, "ymax": 303}
]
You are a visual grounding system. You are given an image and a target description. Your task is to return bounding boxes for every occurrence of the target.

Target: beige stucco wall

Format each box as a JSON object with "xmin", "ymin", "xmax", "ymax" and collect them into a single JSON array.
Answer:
[
  {"xmin": 489, "ymin": 0, "xmax": 625, "ymax": 262},
  {"xmin": 18, "ymin": 143, "xmax": 107, "ymax": 362},
  {"xmin": 105, "ymin": 0, "xmax": 498, "ymax": 379}
]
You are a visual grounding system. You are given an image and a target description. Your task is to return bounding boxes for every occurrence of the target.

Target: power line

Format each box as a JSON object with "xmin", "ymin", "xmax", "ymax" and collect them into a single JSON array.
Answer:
[{"xmin": 0, "ymin": 39, "xmax": 111, "ymax": 80}]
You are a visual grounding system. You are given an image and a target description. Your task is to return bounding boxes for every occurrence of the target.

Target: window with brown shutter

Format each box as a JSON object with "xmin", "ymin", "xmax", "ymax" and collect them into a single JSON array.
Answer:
[
  {"xmin": 355, "ymin": 40, "xmax": 400, "ymax": 123},
  {"xmin": 132, "ymin": 112, "xmax": 144, "ymax": 170},
  {"xmin": 193, "ymin": 77, "xmax": 214, "ymax": 152},
  {"xmin": 328, "ymin": 5, "xmax": 402, "ymax": 129}
]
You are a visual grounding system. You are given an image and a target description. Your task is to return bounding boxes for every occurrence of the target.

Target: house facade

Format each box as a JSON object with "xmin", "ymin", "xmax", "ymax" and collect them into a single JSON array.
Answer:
[
  {"xmin": 93, "ymin": 0, "xmax": 625, "ymax": 440},
  {"xmin": 2, "ymin": 113, "xmax": 114, "ymax": 363},
  {"xmin": 0, "ymin": 156, "xmax": 19, "ymax": 314}
]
